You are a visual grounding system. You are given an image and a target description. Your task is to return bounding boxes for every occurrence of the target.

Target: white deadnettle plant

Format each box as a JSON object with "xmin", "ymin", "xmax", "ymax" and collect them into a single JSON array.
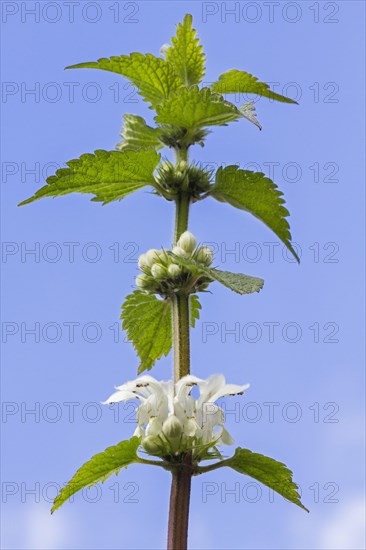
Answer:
[
  {"xmin": 20, "ymin": 13, "xmax": 308, "ymax": 549},
  {"xmin": 103, "ymin": 374, "xmax": 249, "ymax": 459}
]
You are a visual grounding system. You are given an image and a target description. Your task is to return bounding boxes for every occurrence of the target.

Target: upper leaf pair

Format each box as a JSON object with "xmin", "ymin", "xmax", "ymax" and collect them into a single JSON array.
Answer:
[
  {"xmin": 18, "ymin": 13, "xmax": 299, "ymax": 261},
  {"xmin": 66, "ymin": 14, "xmax": 295, "ymax": 129}
]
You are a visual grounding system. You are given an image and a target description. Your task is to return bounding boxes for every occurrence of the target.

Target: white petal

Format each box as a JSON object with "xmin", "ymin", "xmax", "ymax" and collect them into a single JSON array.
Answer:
[
  {"xmin": 197, "ymin": 374, "xmax": 225, "ymax": 404},
  {"xmin": 210, "ymin": 383, "xmax": 250, "ymax": 403},
  {"xmin": 198, "ymin": 402, "xmax": 222, "ymax": 428},
  {"xmin": 220, "ymin": 427, "xmax": 235, "ymax": 445},
  {"xmin": 183, "ymin": 418, "xmax": 199, "ymax": 437},
  {"xmin": 133, "ymin": 426, "xmax": 145, "ymax": 438},
  {"xmin": 102, "ymin": 389, "xmax": 138, "ymax": 404},
  {"xmin": 176, "ymin": 375, "xmax": 203, "ymax": 401},
  {"xmin": 173, "ymin": 401, "xmax": 186, "ymax": 425}
]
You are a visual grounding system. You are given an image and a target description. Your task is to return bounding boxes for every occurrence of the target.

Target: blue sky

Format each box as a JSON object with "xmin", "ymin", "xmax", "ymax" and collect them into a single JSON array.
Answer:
[{"xmin": 1, "ymin": 1, "xmax": 365, "ymax": 549}]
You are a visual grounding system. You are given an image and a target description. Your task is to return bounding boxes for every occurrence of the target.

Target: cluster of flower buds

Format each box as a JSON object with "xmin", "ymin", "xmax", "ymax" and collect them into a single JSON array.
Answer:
[
  {"xmin": 159, "ymin": 127, "xmax": 209, "ymax": 151},
  {"xmin": 155, "ymin": 161, "xmax": 212, "ymax": 201},
  {"xmin": 136, "ymin": 231, "xmax": 214, "ymax": 296}
]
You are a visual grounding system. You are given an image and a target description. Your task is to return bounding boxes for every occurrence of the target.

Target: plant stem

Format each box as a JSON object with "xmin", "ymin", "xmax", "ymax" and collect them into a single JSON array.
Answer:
[
  {"xmin": 167, "ymin": 455, "xmax": 192, "ymax": 550},
  {"xmin": 174, "ymin": 192, "xmax": 190, "ymax": 245},
  {"xmin": 167, "ymin": 146, "xmax": 192, "ymax": 550},
  {"xmin": 171, "ymin": 293, "xmax": 190, "ymax": 383}
]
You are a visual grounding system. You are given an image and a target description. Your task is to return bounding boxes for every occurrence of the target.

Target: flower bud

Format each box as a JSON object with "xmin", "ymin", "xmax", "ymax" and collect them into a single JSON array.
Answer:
[
  {"xmin": 142, "ymin": 436, "xmax": 163, "ymax": 456},
  {"xmin": 145, "ymin": 249, "xmax": 162, "ymax": 267},
  {"xmin": 183, "ymin": 418, "xmax": 198, "ymax": 437},
  {"xmin": 177, "ymin": 231, "xmax": 197, "ymax": 254},
  {"xmin": 146, "ymin": 418, "xmax": 163, "ymax": 437},
  {"xmin": 172, "ymin": 246, "xmax": 189, "ymax": 259},
  {"xmin": 168, "ymin": 263, "xmax": 181, "ymax": 278},
  {"xmin": 162, "ymin": 415, "xmax": 183, "ymax": 439},
  {"xmin": 194, "ymin": 246, "xmax": 214, "ymax": 266},
  {"xmin": 136, "ymin": 274, "xmax": 150, "ymax": 289},
  {"xmin": 151, "ymin": 263, "xmax": 167, "ymax": 279},
  {"xmin": 138, "ymin": 253, "xmax": 149, "ymax": 270}
]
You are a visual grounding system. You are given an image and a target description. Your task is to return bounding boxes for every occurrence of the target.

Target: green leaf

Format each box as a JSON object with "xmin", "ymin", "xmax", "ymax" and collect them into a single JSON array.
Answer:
[
  {"xmin": 208, "ymin": 267, "xmax": 264, "ymax": 295},
  {"xmin": 239, "ymin": 101, "xmax": 262, "ymax": 130},
  {"xmin": 210, "ymin": 166, "xmax": 299, "ymax": 262},
  {"xmin": 51, "ymin": 437, "xmax": 141, "ymax": 513},
  {"xmin": 121, "ymin": 291, "xmax": 172, "ymax": 373},
  {"xmin": 211, "ymin": 69, "xmax": 298, "ymax": 104},
  {"xmin": 226, "ymin": 447, "xmax": 309, "ymax": 512},
  {"xmin": 116, "ymin": 114, "xmax": 163, "ymax": 151},
  {"xmin": 66, "ymin": 53, "xmax": 183, "ymax": 106},
  {"xmin": 166, "ymin": 14, "xmax": 205, "ymax": 87},
  {"xmin": 19, "ymin": 149, "xmax": 160, "ymax": 206},
  {"xmin": 171, "ymin": 255, "xmax": 264, "ymax": 295},
  {"xmin": 190, "ymin": 294, "xmax": 201, "ymax": 327},
  {"xmin": 121, "ymin": 292, "xmax": 201, "ymax": 373},
  {"xmin": 155, "ymin": 87, "xmax": 242, "ymax": 129}
]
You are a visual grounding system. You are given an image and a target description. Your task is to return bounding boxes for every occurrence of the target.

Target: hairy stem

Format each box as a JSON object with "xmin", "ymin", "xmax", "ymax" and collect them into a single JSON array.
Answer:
[
  {"xmin": 172, "ymin": 293, "xmax": 190, "ymax": 383},
  {"xmin": 174, "ymin": 192, "xmax": 190, "ymax": 245},
  {"xmin": 167, "ymin": 147, "xmax": 192, "ymax": 550},
  {"xmin": 167, "ymin": 455, "xmax": 192, "ymax": 550}
]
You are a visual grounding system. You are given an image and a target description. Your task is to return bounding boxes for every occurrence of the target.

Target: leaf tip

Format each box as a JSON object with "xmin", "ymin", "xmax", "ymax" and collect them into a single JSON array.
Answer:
[{"xmin": 17, "ymin": 198, "xmax": 30, "ymax": 207}]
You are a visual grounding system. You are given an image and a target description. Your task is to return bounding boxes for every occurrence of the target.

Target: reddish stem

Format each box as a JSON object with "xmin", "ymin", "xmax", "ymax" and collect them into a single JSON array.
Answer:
[{"xmin": 167, "ymin": 454, "xmax": 192, "ymax": 550}]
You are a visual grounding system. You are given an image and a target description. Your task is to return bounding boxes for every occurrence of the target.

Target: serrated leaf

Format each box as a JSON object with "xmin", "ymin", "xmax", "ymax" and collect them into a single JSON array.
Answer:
[
  {"xmin": 190, "ymin": 294, "xmax": 201, "ymax": 327},
  {"xmin": 211, "ymin": 69, "xmax": 298, "ymax": 104},
  {"xmin": 226, "ymin": 447, "xmax": 309, "ymax": 512},
  {"xmin": 121, "ymin": 291, "xmax": 202, "ymax": 372},
  {"xmin": 66, "ymin": 53, "xmax": 183, "ymax": 106},
  {"xmin": 155, "ymin": 87, "xmax": 242, "ymax": 129},
  {"xmin": 166, "ymin": 14, "xmax": 205, "ymax": 87},
  {"xmin": 121, "ymin": 291, "xmax": 172, "ymax": 373},
  {"xmin": 210, "ymin": 166, "xmax": 299, "ymax": 262},
  {"xmin": 51, "ymin": 437, "xmax": 141, "ymax": 513},
  {"xmin": 239, "ymin": 101, "xmax": 262, "ymax": 130},
  {"xmin": 208, "ymin": 267, "xmax": 264, "ymax": 294},
  {"xmin": 19, "ymin": 149, "xmax": 160, "ymax": 206},
  {"xmin": 116, "ymin": 115, "xmax": 163, "ymax": 151},
  {"xmin": 171, "ymin": 255, "xmax": 264, "ymax": 295}
]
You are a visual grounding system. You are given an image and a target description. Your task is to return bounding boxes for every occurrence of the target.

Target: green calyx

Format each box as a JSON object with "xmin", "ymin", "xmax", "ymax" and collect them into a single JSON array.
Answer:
[
  {"xmin": 155, "ymin": 160, "xmax": 212, "ymax": 201},
  {"xmin": 159, "ymin": 125, "xmax": 209, "ymax": 149}
]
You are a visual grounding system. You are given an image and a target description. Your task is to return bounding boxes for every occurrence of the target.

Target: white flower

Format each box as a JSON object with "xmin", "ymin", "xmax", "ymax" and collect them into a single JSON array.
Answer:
[
  {"xmin": 103, "ymin": 374, "xmax": 249, "ymax": 459},
  {"xmin": 177, "ymin": 231, "xmax": 197, "ymax": 254}
]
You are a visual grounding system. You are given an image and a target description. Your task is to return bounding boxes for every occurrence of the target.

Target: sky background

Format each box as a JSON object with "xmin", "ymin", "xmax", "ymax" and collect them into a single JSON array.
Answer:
[{"xmin": 1, "ymin": 1, "xmax": 365, "ymax": 549}]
